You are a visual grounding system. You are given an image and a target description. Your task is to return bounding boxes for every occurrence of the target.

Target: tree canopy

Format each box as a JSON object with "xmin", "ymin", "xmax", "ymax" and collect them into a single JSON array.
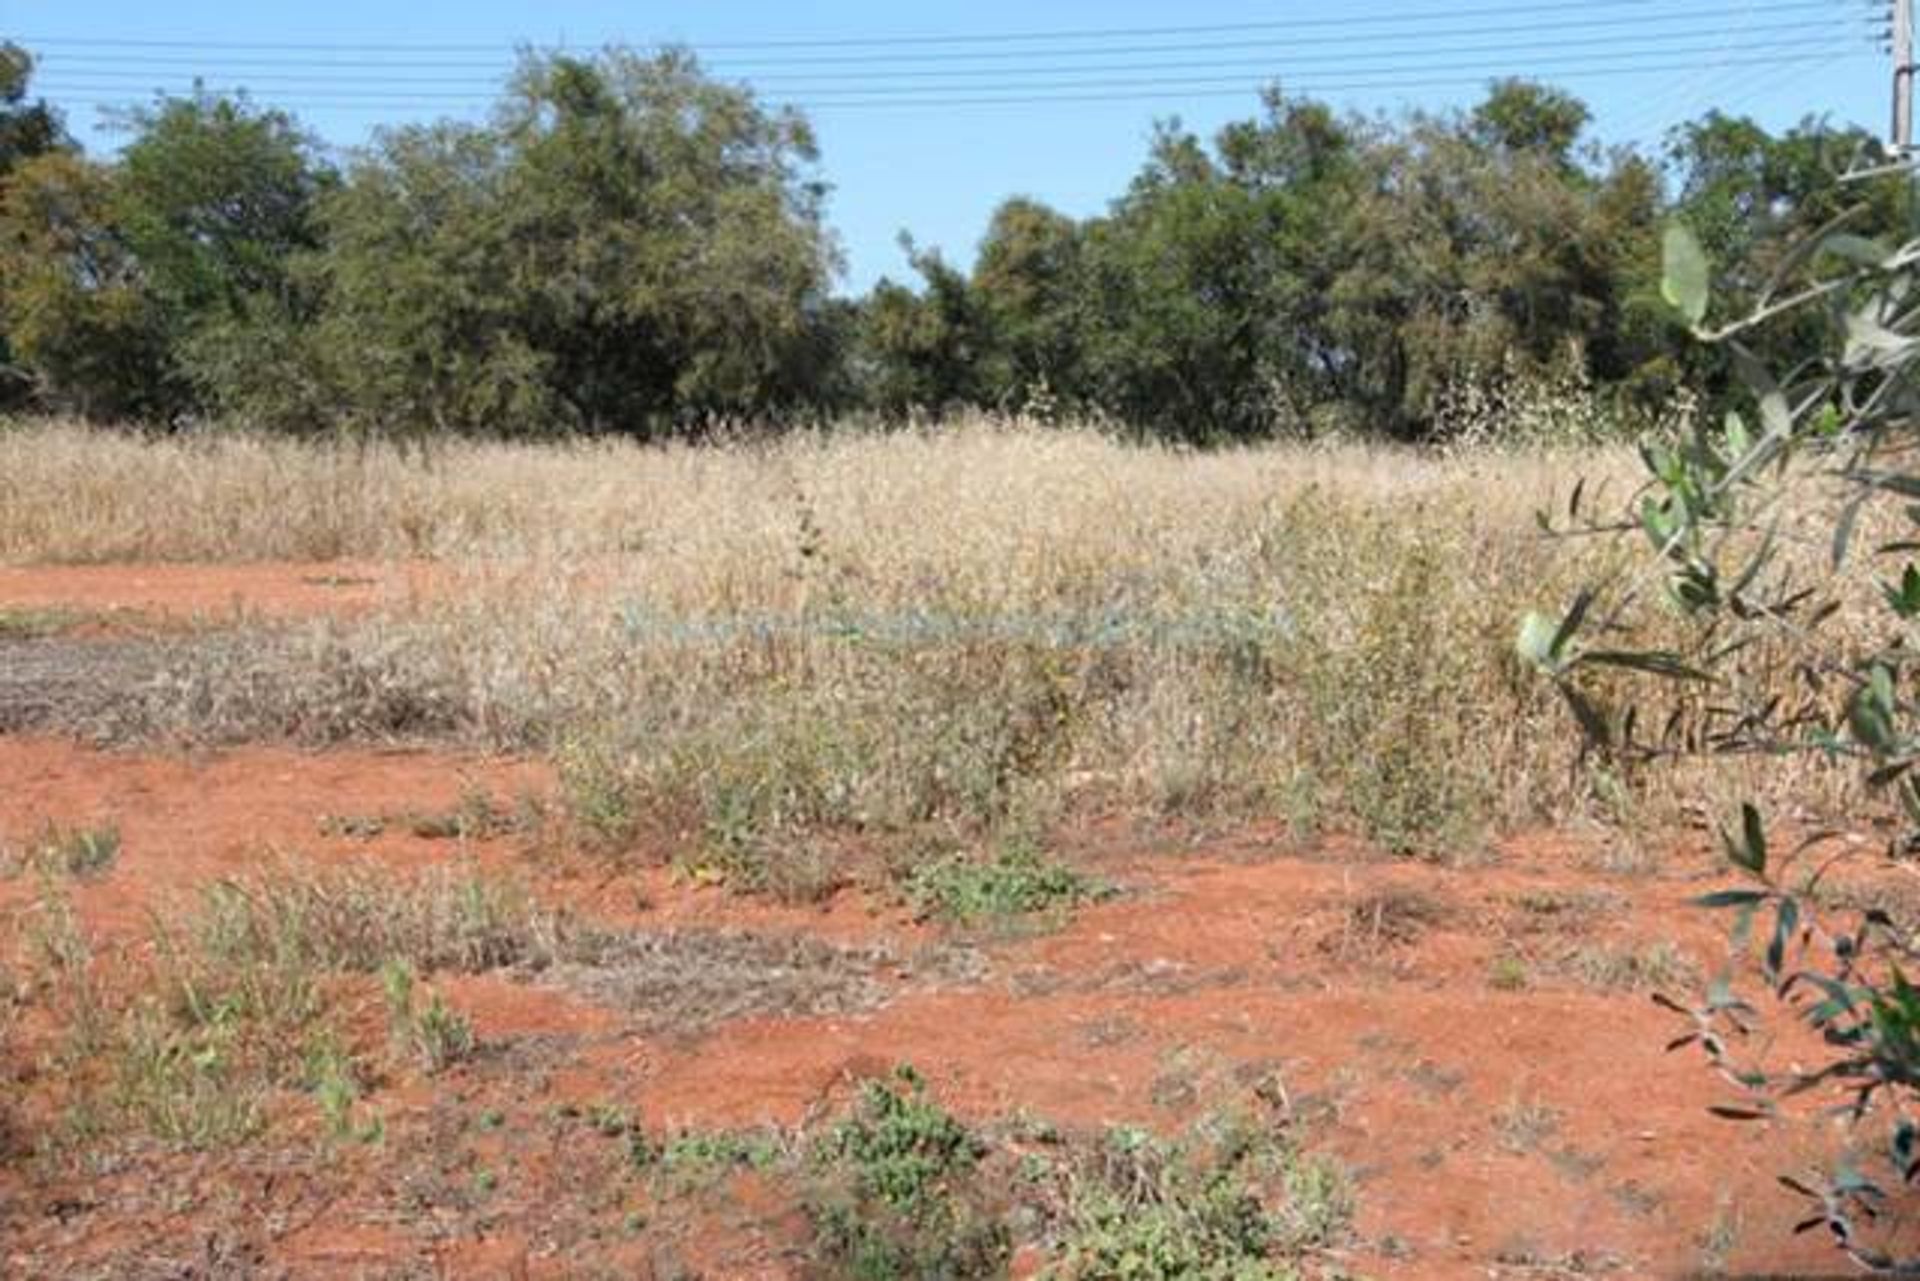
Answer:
[{"xmin": 0, "ymin": 45, "xmax": 1903, "ymax": 442}]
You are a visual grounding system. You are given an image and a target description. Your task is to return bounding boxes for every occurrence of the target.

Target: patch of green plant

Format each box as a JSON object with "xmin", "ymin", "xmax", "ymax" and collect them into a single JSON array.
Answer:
[
  {"xmin": 1284, "ymin": 502, "xmax": 1501, "ymax": 858},
  {"xmin": 406, "ymin": 784, "xmax": 532, "ymax": 840},
  {"xmin": 660, "ymin": 1127, "xmax": 784, "ymax": 1172},
  {"xmin": 318, "ymin": 787, "xmax": 534, "ymax": 843},
  {"xmin": 1488, "ymin": 953, "xmax": 1530, "ymax": 991},
  {"xmin": 22, "ymin": 881, "xmax": 109, "ymax": 1056},
  {"xmin": 3, "ymin": 820, "xmax": 122, "ymax": 880},
  {"xmin": 317, "ymin": 812, "xmax": 387, "ymax": 840},
  {"xmin": 902, "ymin": 836, "xmax": 1095, "ymax": 926},
  {"xmin": 304, "ymin": 1040, "xmax": 381, "ymax": 1141},
  {"xmin": 648, "ymin": 1127, "xmax": 790, "ymax": 1192},
  {"xmin": 190, "ymin": 866, "xmax": 568, "ymax": 975},
  {"xmin": 106, "ymin": 1003, "xmax": 266, "ymax": 1149},
  {"xmin": 381, "ymin": 959, "xmax": 476, "ymax": 1072},
  {"xmin": 1052, "ymin": 1104, "xmax": 1353, "ymax": 1279},
  {"xmin": 805, "ymin": 1065, "xmax": 1009, "ymax": 1280},
  {"xmin": 556, "ymin": 737, "xmax": 644, "ymax": 852}
]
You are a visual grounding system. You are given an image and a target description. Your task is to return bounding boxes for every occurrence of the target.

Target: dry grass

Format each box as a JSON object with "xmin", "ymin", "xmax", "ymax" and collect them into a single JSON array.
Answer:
[
  {"xmin": 1, "ymin": 415, "xmax": 1878, "ymax": 869},
  {"xmin": 0, "ymin": 414, "xmax": 1606, "ymax": 568}
]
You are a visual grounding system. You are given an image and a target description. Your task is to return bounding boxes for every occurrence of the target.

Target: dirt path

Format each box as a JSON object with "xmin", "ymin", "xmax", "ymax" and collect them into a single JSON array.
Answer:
[
  {"xmin": 0, "ymin": 736, "xmax": 1848, "ymax": 1277},
  {"xmin": 0, "ymin": 561, "xmax": 441, "ymax": 623}
]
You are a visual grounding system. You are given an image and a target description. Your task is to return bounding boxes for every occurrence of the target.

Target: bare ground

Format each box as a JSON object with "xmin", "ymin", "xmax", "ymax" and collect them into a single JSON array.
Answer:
[
  {"xmin": 0, "ymin": 731, "xmax": 1859, "ymax": 1278},
  {"xmin": 0, "ymin": 562, "xmax": 1876, "ymax": 1278}
]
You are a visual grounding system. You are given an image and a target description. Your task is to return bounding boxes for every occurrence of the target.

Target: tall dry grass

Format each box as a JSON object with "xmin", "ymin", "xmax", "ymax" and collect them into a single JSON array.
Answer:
[
  {"xmin": 1, "ymin": 414, "xmax": 1604, "ymax": 570},
  {"xmin": 2, "ymin": 416, "xmax": 1866, "ymax": 873}
]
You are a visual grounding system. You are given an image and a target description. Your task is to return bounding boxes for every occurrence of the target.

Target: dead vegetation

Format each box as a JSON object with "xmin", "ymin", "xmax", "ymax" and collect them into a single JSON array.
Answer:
[{"xmin": 4, "ymin": 419, "xmax": 1876, "ymax": 875}]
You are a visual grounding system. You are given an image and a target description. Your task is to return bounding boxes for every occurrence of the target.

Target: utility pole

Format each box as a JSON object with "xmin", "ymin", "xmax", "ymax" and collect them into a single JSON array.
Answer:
[{"xmin": 1896, "ymin": 0, "xmax": 1914, "ymax": 154}]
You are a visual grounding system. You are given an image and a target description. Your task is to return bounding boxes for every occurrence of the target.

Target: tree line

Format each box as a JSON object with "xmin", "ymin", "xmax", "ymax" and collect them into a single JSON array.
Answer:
[{"xmin": 0, "ymin": 41, "xmax": 1905, "ymax": 442}]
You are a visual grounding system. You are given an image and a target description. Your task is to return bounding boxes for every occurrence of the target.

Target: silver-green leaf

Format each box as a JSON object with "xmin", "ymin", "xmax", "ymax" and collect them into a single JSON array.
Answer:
[{"xmin": 1662, "ymin": 225, "xmax": 1710, "ymax": 327}]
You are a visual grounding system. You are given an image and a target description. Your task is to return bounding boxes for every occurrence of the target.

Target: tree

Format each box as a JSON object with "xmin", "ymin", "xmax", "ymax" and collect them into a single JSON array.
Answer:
[
  {"xmin": 970, "ymin": 197, "xmax": 1086, "ymax": 410},
  {"xmin": 1661, "ymin": 112, "xmax": 1906, "ymax": 400},
  {"xmin": 106, "ymin": 90, "xmax": 336, "ymax": 427},
  {"xmin": 1525, "ymin": 202, "xmax": 1920, "ymax": 1269},
  {"xmin": 1075, "ymin": 117, "xmax": 1286, "ymax": 442},
  {"xmin": 318, "ymin": 47, "xmax": 840, "ymax": 437},
  {"xmin": 0, "ymin": 43, "xmax": 73, "ymax": 407},
  {"xmin": 854, "ymin": 238, "xmax": 999, "ymax": 416},
  {"xmin": 1470, "ymin": 78, "xmax": 1590, "ymax": 167},
  {"xmin": 114, "ymin": 91, "xmax": 332, "ymax": 325},
  {"xmin": 0, "ymin": 43, "xmax": 66, "ymax": 182},
  {"xmin": 0, "ymin": 153, "xmax": 173, "ymax": 419},
  {"xmin": 1325, "ymin": 84, "xmax": 1661, "ymax": 438}
]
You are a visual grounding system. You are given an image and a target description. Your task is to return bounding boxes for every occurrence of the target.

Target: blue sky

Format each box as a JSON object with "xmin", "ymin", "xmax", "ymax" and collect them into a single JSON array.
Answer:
[{"xmin": 9, "ymin": 0, "xmax": 1892, "ymax": 293}]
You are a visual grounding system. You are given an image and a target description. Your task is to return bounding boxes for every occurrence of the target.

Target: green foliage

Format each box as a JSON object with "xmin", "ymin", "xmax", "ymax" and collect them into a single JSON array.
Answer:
[
  {"xmin": 799, "ymin": 1069, "xmax": 1351, "ymax": 1278},
  {"xmin": 0, "ymin": 152, "xmax": 175, "ymax": 419},
  {"xmin": 317, "ymin": 48, "xmax": 838, "ymax": 436},
  {"xmin": 902, "ymin": 837, "xmax": 1094, "ymax": 926},
  {"xmin": 1533, "ymin": 192, "xmax": 1920, "ymax": 1267},
  {"xmin": 0, "ymin": 42, "xmax": 1897, "ymax": 444},
  {"xmin": 381, "ymin": 958, "xmax": 477, "ymax": 1072},
  {"xmin": 0, "ymin": 44, "xmax": 67, "ymax": 181},
  {"xmin": 114, "ymin": 92, "xmax": 327, "ymax": 315},
  {"xmin": 1052, "ymin": 1104, "xmax": 1352, "ymax": 1278},
  {"xmin": 0, "ymin": 42, "xmax": 71, "ymax": 408},
  {"xmin": 7, "ymin": 820, "xmax": 123, "ymax": 879},
  {"xmin": 806, "ymin": 1065, "xmax": 1009, "ymax": 1278},
  {"xmin": 855, "ymin": 239, "xmax": 1001, "ymax": 415}
]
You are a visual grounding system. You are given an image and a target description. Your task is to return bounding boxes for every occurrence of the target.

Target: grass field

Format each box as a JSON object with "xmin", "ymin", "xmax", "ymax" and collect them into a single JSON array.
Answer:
[{"xmin": 0, "ymin": 416, "xmax": 1879, "ymax": 1276}]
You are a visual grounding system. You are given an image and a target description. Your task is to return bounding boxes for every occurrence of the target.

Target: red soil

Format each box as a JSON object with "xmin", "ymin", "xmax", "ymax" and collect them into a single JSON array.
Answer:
[
  {"xmin": 0, "ymin": 561, "xmax": 1879, "ymax": 1277},
  {"xmin": 0, "ymin": 737, "xmax": 1853, "ymax": 1277},
  {"xmin": 0, "ymin": 560, "xmax": 441, "ymax": 624}
]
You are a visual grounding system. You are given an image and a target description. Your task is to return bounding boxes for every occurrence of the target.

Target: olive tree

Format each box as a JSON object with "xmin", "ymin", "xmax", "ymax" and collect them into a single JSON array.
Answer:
[{"xmin": 1523, "ymin": 181, "xmax": 1920, "ymax": 1266}]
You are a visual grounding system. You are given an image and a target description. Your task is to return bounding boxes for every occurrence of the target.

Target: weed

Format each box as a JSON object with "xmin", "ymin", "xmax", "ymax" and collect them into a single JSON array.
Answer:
[
  {"xmin": 318, "ymin": 787, "xmax": 530, "ymax": 844},
  {"xmin": 1277, "ymin": 1151, "xmax": 1358, "ymax": 1251},
  {"xmin": 1494, "ymin": 1094, "xmax": 1563, "ymax": 1154},
  {"xmin": 1488, "ymin": 954, "xmax": 1531, "ymax": 991},
  {"xmin": 1560, "ymin": 940, "xmax": 1696, "ymax": 993},
  {"xmin": 406, "ymin": 784, "xmax": 525, "ymax": 840},
  {"xmin": 382, "ymin": 959, "xmax": 477, "ymax": 1072},
  {"xmin": 1505, "ymin": 887, "xmax": 1624, "ymax": 929},
  {"xmin": 22, "ymin": 881, "xmax": 108, "ymax": 1055},
  {"xmin": 805, "ymin": 1065, "xmax": 1008, "ymax": 1279},
  {"xmin": 192, "ymin": 866, "xmax": 573, "ymax": 975},
  {"xmin": 1052, "ymin": 1101, "xmax": 1353, "ymax": 1277},
  {"xmin": 317, "ymin": 813, "xmax": 387, "ymax": 840},
  {"xmin": 3, "ymin": 821, "xmax": 122, "ymax": 880},
  {"xmin": 1697, "ymin": 1190, "xmax": 1742, "ymax": 1272},
  {"xmin": 306, "ymin": 1044, "xmax": 367, "ymax": 1140},
  {"xmin": 903, "ymin": 837, "xmax": 1095, "ymax": 926},
  {"xmin": 0, "ymin": 606, "xmax": 89, "ymax": 640},
  {"xmin": 659, "ymin": 1128, "xmax": 784, "ymax": 1172},
  {"xmin": 650, "ymin": 1128, "xmax": 789, "ymax": 1193},
  {"xmin": 1326, "ymin": 885, "xmax": 1449, "ymax": 956},
  {"xmin": 109, "ymin": 1004, "xmax": 266, "ymax": 1149}
]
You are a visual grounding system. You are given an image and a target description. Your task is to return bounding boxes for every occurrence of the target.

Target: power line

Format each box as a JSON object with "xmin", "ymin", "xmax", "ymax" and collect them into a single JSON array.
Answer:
[
  {"xmin": 29, "ymin": 20, "xmax": 1868, "ymax": 88},
  {"xmin": 30, "ymin": 28, "xmax": 1869, "ymax": 91},
  {"xmin": 13, "ymin": 0, "xmax": 1860, "ymax": 55},
  {"xmin": 40, "ymin": 51, "xmax": 1880, "ymax": 114},
  {"xmin": 19, "ymin": 2, "xmax": 1855, "ymax": 70}
]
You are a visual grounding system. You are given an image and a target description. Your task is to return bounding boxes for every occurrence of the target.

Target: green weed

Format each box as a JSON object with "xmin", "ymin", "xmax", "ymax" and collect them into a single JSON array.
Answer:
[
  {"xmin": 902, "ymin": 837, "xmax": 1095, "ymax": 926},
  {"xmin": 381, "ymin": 959, "xmax": 476, "ymax": 1072},
  {"xmin": 3, "ymin": 821, "xmax": 122, "ymax": 880}
]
